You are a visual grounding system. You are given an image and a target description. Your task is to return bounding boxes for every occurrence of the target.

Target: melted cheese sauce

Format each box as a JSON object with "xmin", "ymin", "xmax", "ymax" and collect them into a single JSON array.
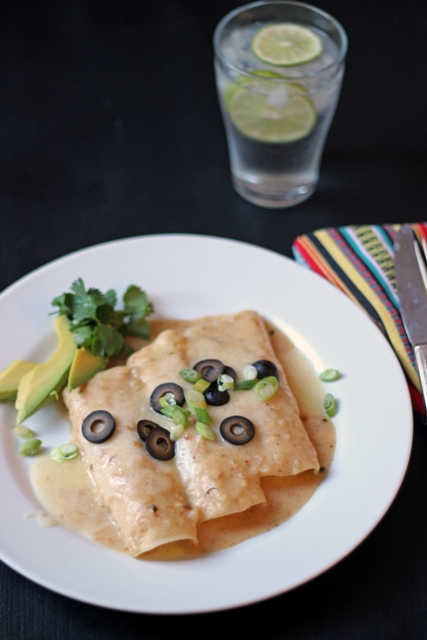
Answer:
[{"xmin": 30, "ymin": 319, "xmax": 335, "ymax": 559}]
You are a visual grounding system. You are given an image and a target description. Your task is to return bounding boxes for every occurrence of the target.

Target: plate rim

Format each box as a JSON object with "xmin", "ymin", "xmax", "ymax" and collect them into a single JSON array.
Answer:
[{"xmin": 0, "ymin": 233, "xmax": 413, "ymax": 614}]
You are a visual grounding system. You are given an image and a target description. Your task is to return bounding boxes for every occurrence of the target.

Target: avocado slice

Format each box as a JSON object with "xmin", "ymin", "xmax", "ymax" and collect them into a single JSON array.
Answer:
[
  {"xmin": 68, "ymin": 348, "xmax": 108, "ymax": 391},
  {"xmin": 15, "ymin": 315, "xmax": 77, "ymax": 424},
  {"xmin": 0, "ymin": 360, "xmax": 39, "ymax": 402}
]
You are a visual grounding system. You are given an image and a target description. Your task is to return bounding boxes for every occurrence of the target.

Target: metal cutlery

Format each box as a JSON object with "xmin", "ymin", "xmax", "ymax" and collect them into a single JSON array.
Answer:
[{"xmin": 395, "ymin": 224, "xmax": 427, "ymax": 411}]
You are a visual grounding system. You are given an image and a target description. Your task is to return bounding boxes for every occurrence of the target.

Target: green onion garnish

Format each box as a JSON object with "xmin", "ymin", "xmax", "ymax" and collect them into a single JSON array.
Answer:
[
  {"xmin": 185, "ymin": 389, "xmax": 207, "ymax": 412},
  {"xmin": 179, "ymin": 368, "xmax": 201, "ymax": 383},
  {"xmin": 217, "ymin": 374, "xmax": 235, "ymax": 392},
  {"xmin": 159, "ymin": 392, "xmax": 177, "ymax": 408},
  {"xmin": 319, "ymin": 369, "xmax": 341, "ymax": 382},
  {"xmin": 323, "ymin": 393, "xmax": 337, "ymax": 417},
  {"xmin": 192, "ymin": 378, "xmax": 211, "ymax": 393},
  {"xmin": 51, "ymin": 443, "xmax": 79, "ymax": 463},
  {"xmin": 195, "ymin": 422, "xmax": 215, "ymax": 441},
  {"xmin": 243, "ymin": 364, "xmax": 258, "ymax": 380},
  {"xmin": 59, "ymin": 443, "xmax": 79, "ymax": 459},
  {"xmin": 160, "ymin": 405, "xmax": 175, "ymax": 419},
  {"xmin": 172, "ymin": 406, "xmax": 189, "ymax": 429},
  {"xmin": 170, "ymin": 424, "xmax": 185, "ymax": 441},
  {"xmin": 254, "ymin": 376, "xmax": 279, "ymax": 401},
  {"xmin": 51, "ymin": 447, "xmax": 65, "ymax": 463},
  {"xmin": 19, "ymin": 438, "xmax": 42, "ymax": 456},
  {"xmin": 194, "ymin": 407, "xmax": 212, "ymax": 424},
  {"xmin": 12, "ymin": 425, "xmax": 35, "ymax": 439},
  {"xmin": 234, "ymin": 379, "xmax": 257, "ymax": 391}
]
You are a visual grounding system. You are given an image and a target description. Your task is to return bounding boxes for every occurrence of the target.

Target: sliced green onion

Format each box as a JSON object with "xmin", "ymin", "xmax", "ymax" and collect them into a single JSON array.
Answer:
[
  {"xmin": 192, "ymin": 378, "xmax": 211, "ymax": 393},
  {"xmin": 234, "ymin": 379, "xmax": 257, "ymax": 391},
  {"xmin": 319, "ymin": 369, "xmax": 341, "ymax": 382},
  {"xmin": 170, "ymin": 424, "xmax": 185, "ymax": 441},
  {"xmin": 172, "ymin": 406, "xmax": 189, "ymax": 429},
  {"xmin": 194, "ymin": 407, "xmax": 212, "ymax": 423},
  {"xmin": 254, "ymin": 376, "xmax": 279, "ymax": 401},
  {"xmin": 217, "ymin": 374, "xmax": 235, "ymax": 391},
  {"xmin": 243, "ymin": 365, "xmax": 258, "ymax": 380},
  {"xmin": 19, "ymin": 438, "xmax": 42, "ymax": 456},
  {"xmin": 159, "ymin": 392, "xmax": 177, "ymax": 408},
  {"xmin": 323, "ymin": 393, "xmax": 337, "ymax": 417},
  {"xmin": 185, "ymin": 389, "xmax": 207, "ymax": 412},
  {"xmin": 179, "ymin": 368, "xmax": 201, "ymax": 383},
  {"xmin": 160, "ymin": 405, "xmax": 175, "ymax": 419},
  {"xmin": 51, "ymin": 443, "xmax": 79, "ymax": 463},
  {"xmin": 59, "ymin": 443, "xmax": 79, "ymax": 459},
  {"xmin": 51, "ymin": 447, "xmax": 65, "ymax": 463},
  {"xmin": 12, "ymin": 425, "xmax": 35, "ymax": 439},
  {"xmin": 195, "ymin": 422, "xmax": 215, "ymax": 441}
]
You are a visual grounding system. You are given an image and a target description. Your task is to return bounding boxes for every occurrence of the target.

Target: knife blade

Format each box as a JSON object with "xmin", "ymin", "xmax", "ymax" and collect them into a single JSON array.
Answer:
[{"xmin": 395, "ymin": 223, "xmax": 427, "ymax": 411}]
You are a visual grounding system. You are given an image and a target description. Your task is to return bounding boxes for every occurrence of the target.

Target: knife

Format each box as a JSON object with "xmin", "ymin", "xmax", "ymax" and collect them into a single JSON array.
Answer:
[{"xmin": 395, "ymin": 224, "xmax": 427, "ymax": 411}]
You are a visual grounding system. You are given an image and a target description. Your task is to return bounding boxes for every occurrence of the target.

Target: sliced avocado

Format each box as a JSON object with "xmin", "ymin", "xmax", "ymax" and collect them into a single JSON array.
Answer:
[
  {"xmin": 68, "ymin": 348, "xmax": 108, "ymax": 391},
  {"xmin": 0, "ymin": 360, "xmax": 39, "ymax": 402},
  {"xmin": 15, "ymin": 315, "xmax": 77, "ymax": 424}
]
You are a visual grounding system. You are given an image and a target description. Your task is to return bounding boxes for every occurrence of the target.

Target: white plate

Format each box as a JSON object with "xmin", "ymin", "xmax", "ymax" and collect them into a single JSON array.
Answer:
[{"xmin": 0, "ymin": 234, "xmax": 413, "ymax": 614}]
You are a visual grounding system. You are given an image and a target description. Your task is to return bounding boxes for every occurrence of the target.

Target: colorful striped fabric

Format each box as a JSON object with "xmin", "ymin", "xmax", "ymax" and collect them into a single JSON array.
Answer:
[{"xmin": 292, "ymin": 223, "xmax": 427, "ymax": 421}]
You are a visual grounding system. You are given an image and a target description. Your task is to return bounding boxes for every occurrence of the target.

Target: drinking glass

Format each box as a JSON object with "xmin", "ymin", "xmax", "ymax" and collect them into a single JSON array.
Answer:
[{"xmin": 214, "ymin": 1, "xmax": 347, "ymax": 208}]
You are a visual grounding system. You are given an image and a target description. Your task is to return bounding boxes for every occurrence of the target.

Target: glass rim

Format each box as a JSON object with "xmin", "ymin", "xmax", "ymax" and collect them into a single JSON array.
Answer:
[{"xmin": 213, "ymin": 0, "xmax": 348, "ymax": 81}]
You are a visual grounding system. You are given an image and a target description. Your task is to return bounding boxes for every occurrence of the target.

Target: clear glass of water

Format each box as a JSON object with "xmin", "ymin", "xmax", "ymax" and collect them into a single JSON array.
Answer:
[{"xmin": 214, "ymin": 1, "xmax": 347, "ymax": 208}]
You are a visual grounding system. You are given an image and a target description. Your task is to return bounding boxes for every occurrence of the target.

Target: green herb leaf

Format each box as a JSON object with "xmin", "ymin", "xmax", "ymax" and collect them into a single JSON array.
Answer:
[
  {"xmin": 124, "ymin": 285, "xmax": 154, "ymax": 318},
  {"xmin": 51, "ymin": 279, "xmax": 154, "ymax": 361},
  {"xmin": 234, "ymin": 379, "xmax": 257, "ymax": 391},
  {"xmin": 125, "ymin": 317, "xmax": 151, "ymax": 339},
  {"xmin": 70, "ymin": 279, "xmax": 102, "ymax": 321},
  {"xmin": 104, "ymin": 289, "xmax": 118, "ymax": 307},
  {"xmin": 51, "ymin": 292, "xmax": 74, "ymax": 316},
  {"xmin": 72, "ymin": 325, "xmax": 94, "ymax": 348},
  {"xmin": 95, "ymin": 324, "xmax": 124, "ymax": 357}
]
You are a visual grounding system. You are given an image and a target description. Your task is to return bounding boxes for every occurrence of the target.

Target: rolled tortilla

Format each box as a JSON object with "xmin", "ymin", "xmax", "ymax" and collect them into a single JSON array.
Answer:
[
  {"xmin": 64, "ymin": 365, "xmax": 198, "ymax": 557},
  {"xmin": 65, "ymin": 310, "xmax": 319, "ymax": 554},
  {"xmin": 128, "ymin": 311, "xmax": 319, "ymax": 522}
]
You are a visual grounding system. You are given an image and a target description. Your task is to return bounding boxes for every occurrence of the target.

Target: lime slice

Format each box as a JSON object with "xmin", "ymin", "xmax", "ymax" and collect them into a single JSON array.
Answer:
[
  {"xmin": 250, "ymin": 70, "xmax": 285, "ymax": 79},
  {"xmin": 227, "ymin": 86, "xmax": 316, "ymax": 143},
  {"xmin": 222, "ymin": 72, "xmax": 308, "ymax": 110},
  {"xmin": 252, "ymin": 23, "xmax": 323, "ymax": 66}
]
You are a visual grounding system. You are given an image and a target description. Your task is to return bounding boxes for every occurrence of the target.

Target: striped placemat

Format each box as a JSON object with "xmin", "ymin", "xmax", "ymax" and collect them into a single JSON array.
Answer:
[{"xmin": 292, "ymin": 223, "xmax": 427, "ymax": 421}]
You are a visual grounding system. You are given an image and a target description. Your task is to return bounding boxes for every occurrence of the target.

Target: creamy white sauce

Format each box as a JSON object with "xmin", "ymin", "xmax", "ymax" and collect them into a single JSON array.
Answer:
[{"xmin": 30, "ymin": 318, "xmax": 335, "ymax": 560}]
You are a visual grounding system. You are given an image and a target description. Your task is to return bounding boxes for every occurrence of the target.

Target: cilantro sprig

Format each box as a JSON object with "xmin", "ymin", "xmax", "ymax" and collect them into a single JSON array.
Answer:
[{"xmin": 51, "ymin": 279, "xmax": 154, "ymax": 357}]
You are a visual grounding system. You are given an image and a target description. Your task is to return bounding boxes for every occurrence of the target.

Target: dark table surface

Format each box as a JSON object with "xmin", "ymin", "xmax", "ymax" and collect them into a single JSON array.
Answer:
[{"xmin": 2, "ymin": 0, "xmax": 427, "ymax": 638}]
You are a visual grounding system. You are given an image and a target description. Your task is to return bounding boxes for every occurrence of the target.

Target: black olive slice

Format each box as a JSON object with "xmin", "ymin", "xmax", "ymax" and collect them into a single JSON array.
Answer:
[
  {"xmin": 82, "ymin": 410, "xmax": 115, "ymax": 444},
  {"xmin": 193, "ymin": 359, "xmax": 224, "ymax": 383},
  {"xmin": 137, "ymin": 419, "xmax": 158, "ymax": 442},
  {"xmin": 146, "ymin": 426, "xmax": 175, "ymax": 460},
  {"xmin": 204, "ymin": 385, "xmax": 230, "ymax": 406},
  {"xmin": 150, "ymin": 382, "xmax": 185, "ymax": 414},
  {"xmin": 220, "ymin": 416, "xmax": 255, "ymax": 445},
  {"xmin": 251, "ymin": 359, "xmax": 279, "ymax": 381}
]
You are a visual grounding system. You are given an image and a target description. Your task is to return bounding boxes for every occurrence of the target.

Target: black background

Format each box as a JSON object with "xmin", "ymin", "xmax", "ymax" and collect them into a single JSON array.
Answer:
[{"xmin": 1, "ymin": 1, "xmax": 427, "ymax": 638}]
